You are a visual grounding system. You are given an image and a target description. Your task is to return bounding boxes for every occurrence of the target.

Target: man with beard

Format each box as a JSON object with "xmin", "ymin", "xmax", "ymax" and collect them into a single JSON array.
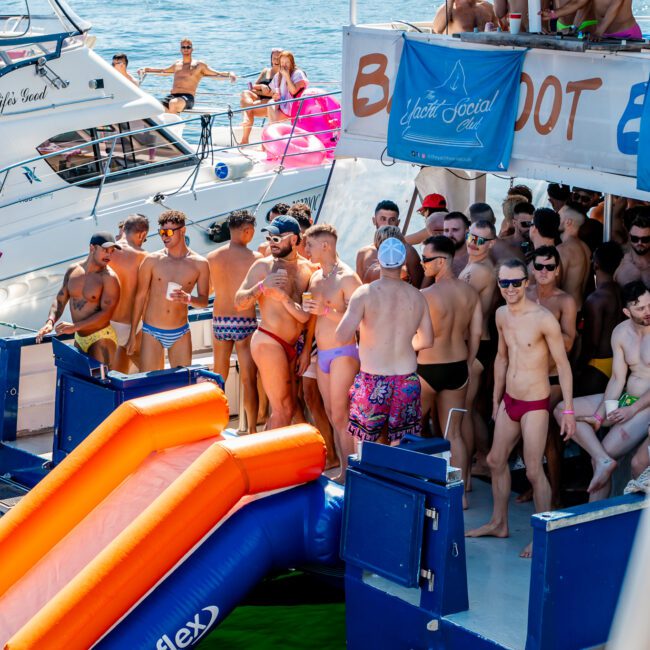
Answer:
[
  {"xmin": 615, "ymin": 214, "xmax": 650, "ymax": 287},
  {"xmin": 127, "ymin": 210, "xmax": 210, "ymax": 371},
  {"xmin": 443, "ymin": 211, "xmax": 470, "ymax": 276},
  {"xmin": 547, "ymin": 183, "xmax": 571, "ymax": 213},
  {"xmin": 504, "ymin": 202, "xmax": 535, "ymax": 260},
  {"xmin": 235, "ymin": 216, "xmax": 313, "ymax": 428},
  {"xmin": 467, "ymin": 259, "xmax": 575, "ymax": 558},
  {"xmin": 356, "ymin": 200, "xmax": 423, "ymax": 287},
  {"xmin": 554, "ymin": 281, "xmax": 650, "ymax": 501},
  {"xmin": 36, "ymin": 232, "xmax": 121, "ymax": 367},
  {"xmin": 558, "ymin": 202, "xmax": 591, "ymax": 310}
]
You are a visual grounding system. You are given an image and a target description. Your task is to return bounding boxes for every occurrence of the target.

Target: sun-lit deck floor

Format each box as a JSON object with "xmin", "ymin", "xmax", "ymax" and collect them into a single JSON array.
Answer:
[{"xmin": 447, "ymin": 478, "xmax": 536, "ymax": 650}]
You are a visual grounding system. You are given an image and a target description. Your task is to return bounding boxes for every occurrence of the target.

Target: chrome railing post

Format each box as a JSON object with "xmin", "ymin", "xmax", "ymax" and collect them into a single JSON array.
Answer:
[{"xmin": 89, "ymin": 136, "xmax": 116, "ymax": 224}]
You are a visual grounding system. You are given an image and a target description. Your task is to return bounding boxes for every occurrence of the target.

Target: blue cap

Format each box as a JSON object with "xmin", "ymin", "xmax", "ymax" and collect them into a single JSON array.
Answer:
[{"xmin": 261, "ymin": 215, "xmax": 301, "ymax": 236}]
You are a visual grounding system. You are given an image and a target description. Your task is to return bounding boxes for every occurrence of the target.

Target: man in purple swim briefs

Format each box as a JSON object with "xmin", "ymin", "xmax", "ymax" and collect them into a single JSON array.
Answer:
[
  {"xmin": 335, "ymin": 238, "xmax": 433, "ymax": 452},
  {"xmin": 466, "ymin": 259, "xmax": 575, "ymax": 559},
  {"xmin": 303, "ymin": 224, "xmax": 362, "ymax": 480}
]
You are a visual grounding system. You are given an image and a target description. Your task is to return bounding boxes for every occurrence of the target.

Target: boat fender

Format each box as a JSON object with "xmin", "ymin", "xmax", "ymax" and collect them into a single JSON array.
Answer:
[{"xmin": 213, "ymin": 156, "xmax": 254, "ymax": 181}]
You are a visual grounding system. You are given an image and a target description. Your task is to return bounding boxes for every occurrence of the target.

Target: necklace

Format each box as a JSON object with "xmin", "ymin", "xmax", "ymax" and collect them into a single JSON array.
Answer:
[{"xmin": 322, "ymin": 261, "xmax": 338, "ymax": 280}]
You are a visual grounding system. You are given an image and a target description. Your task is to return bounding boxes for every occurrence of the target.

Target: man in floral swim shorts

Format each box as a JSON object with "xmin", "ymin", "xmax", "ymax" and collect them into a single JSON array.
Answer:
[{"xmin": 336, "ymin": 238, "xmax": 434, "ymax": 445}]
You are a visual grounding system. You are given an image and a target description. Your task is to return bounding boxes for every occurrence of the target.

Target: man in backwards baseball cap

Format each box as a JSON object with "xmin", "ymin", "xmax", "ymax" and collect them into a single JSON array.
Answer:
[
  {"xmin": 406, "ymin": 193, "xmax": 449, "ymax": 246},
  {"xmin": 335, "ymin": 236, "xmax": 433, "ymax": 449}
]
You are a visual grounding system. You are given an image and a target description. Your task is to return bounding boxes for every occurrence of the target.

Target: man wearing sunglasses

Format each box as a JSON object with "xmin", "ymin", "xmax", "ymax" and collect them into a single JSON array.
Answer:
[
  {"xmin": 615, "ymin": 214, "xmax": 650, "ymax": 287},
  {"xmin": 138, "ymin": 38, "xmax": 236, "ymax": 116},
  {"xmin": 127, "ymin": 210, "xmax": 209, "ymax": 371},
  {"xmin": 557, "ymin": 202, "xmax": 591, "ymax": 311},
  {"xmin": 108, "ymin": 214, "xmax": 150, "ymax": 373},
  {"xmin": 503, "ymin": 201, "xmax": 534, "ymax": 260},
  {"xmin": 235, "ymin": 216, "xmax": 313, "ymax": 429},
  {"xmin": 467, "ymin": 259, "xmax": 575, "ymax": 558},
  {"xmin": 418, "ymin": 236, "xmax": 482, "ymax": 507}
]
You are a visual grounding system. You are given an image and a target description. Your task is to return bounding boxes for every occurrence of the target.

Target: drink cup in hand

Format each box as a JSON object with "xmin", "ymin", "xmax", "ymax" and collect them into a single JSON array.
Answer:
[
  {"xmin": 166, "ymin": 281, "xmax": 182, "ymax": 300},
  {"xmin": 510, "ymin": 13, "xmax": 522, "ymax": 34},
  {"xmin": 605, "ymin": 400, "xmax": 619, "ymax": 416}
]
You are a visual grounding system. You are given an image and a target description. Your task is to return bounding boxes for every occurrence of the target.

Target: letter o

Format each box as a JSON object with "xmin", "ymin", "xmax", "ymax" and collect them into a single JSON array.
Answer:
[
  {"xmin": 534, "ymin": 76, "xmax": 562, "ymax": 135},
  {"xmin": 515, "ymin": 73, "xmax": 534, "ymax": 131}
]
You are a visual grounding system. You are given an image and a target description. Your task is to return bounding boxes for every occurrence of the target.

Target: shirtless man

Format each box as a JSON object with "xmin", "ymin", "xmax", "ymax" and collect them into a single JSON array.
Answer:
[
  {"xmin": 459, "ymin": 220, "xmax": 498, "ymax": 477},
  {"xmin": 575, "ymin": 242, "xmax": 624, "ymax": 396},
  {"xmin": 235, "ymin": 216, "xmax": 313, "ymax": 428},
  {"xmin": 547, "ymin": 183, "xmax": 571, "ymax": 213},
  {"xmin": 542, "ymin": 0, "xmax": 641, "ymax": 40},
  {"xmin": 433, "ymin": 0, "xmax": 499, "ymax": 34},
  {"xmin": 444, "ymin": 211, "xmax": 471, "ymax": 277},
  {"xmin": 112, "ymin": 53, "xmax": 138, "ymax": 86},
  {"xmin": 555, "ymin": 281, "xmax": 650, "ymax": 500},
  {"xmin": 303, "ymin": 224, "xmax": 362, "ymax": 477},
  {"xmin": 355, "ymin": 200, "xmax": 424, "ymax": 288},
  {"xmin": 404, "ymin": 193, "xmax": 448, "ymax": 245},
  {"xmin": 337, "ymin": 238, "xmax": 433, "ymax": 447},
  {"xmin": 467, "ymin": 259, "xmax": 575, "ymax": 558},
  {"xmin": 557, "ymin": 203, "xmax": 591, "ymax": 310},
  {"xmin": 207, "ymin": 210, "xmax": 261, "ymax": 433},
  {"xmin": 108, "ymin": 214, "xmax": 149, "ymax": 373},
  {"xmin": 615, "ymin": 214, "xmax": 650, "ymax": 287},
  {"xmin": 527, "ymin": 245, "xmax": 577, "ymax": 507},
  {"xmin": 127, "ymin": 210, "xmax": 209, "ymax": 371},
  {"xmin": 504, "ymin": 201, "xmax": 534, "ymax": 261},
  {"xmin": 468, "ymin": 202, "xmax": 522, "ymax": 265},
  {"xmin": 36, "ymin": 232, "xmax": 121, "ymax": 367},
  {"xmin": 139, "ymin": 39, "xmax": 236, "ymax": 115},
  {"xmin": 418, "ymin": 236, "xmax": 482, "ymax": 504}
]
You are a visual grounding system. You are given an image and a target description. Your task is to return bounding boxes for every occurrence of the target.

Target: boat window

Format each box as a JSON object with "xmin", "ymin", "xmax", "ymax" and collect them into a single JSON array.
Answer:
[{"xmin": 36, "ymin": 120, "xmax": 196, "ymax": 186}]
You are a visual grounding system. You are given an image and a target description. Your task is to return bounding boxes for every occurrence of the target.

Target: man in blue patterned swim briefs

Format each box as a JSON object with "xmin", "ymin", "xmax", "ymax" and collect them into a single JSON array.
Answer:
[{"xmin": 207, "ymin": 210, "xmax": 262, "ymax": 433}]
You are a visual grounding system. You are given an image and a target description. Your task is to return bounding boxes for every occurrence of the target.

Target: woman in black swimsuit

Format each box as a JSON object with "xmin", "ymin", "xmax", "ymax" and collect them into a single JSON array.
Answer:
[{"xmin": 239, "ymin": 48, "xmax": 282, "ymax": 145}]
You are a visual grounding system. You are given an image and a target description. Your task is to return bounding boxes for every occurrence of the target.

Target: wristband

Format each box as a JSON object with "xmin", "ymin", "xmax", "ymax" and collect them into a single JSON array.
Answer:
[
  {"xmin": 562, "ymin": 410, "xmax": 574, "ymax": 415},
  {"xmin": 323, "ymin": 306, "xmax": 330, "ymax": 315},
  {"xmin": 257, "ymin": 281, "xmax": 265, "ymax": 295},
  {"xmin": 593, "ymin": 412, "xmax": 604, "ymax": 424},
  {"xmin": 46, "ymin": 317, "xmax": 54, "ymax": 325}
]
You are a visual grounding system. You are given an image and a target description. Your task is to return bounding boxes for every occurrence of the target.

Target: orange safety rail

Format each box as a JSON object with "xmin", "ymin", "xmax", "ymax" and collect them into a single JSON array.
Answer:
[
  {"xmin": 0, "ymin": 382, "xmax": 229, "ymax": 602},
  {"xmin": 4, "ymin": 423, "xmax": 325, "ymax": 650}
]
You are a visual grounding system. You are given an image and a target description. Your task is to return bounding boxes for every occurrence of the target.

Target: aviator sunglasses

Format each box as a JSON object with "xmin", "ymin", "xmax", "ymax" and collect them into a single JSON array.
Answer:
[
  {"xmin": 159, "ymin": 226, "xmax": 183, "ymax": 237},
  {"xmin": 630, "ymin": 235, "xmax": 650, "ymax": 244},
  {"xmin": 466, "ymin": 232, "xmax": 494, "ymax": 246},
  {"xmin": 533, "ymin": 261, "xmax": 557, "ymax": 272},
  {"xmin": 498, "ymin": 277, "xmax": 526, "ymax": 289}
]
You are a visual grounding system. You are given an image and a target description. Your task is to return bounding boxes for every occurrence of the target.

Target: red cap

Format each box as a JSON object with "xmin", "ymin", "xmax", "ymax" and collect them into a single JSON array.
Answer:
[{"xmin": 418, "ymin": 193, "xmax": 447, "ymax": 213}]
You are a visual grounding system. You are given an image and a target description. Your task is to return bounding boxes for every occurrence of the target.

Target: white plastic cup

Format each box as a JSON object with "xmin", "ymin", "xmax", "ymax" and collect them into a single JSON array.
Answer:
[
  {"xmin": 605, "ymin": 400, "xmax": 619, "ymax": 416},
  {"xmin": 166, "ymin": 281, "xmax": 182, "ymax": 301},
  {"xmin": 528, "ymin": 0, "xmax": 542, "ymax": 32},
  {"xmin": 510, "ymin": 13, "xmax": 522, "ymax": 35}
]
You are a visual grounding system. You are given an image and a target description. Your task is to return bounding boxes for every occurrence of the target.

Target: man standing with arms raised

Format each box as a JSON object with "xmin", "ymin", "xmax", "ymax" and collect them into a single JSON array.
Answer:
[
  {"xmin": 418, "ymin": 236, "xmax": 482, "ymax": 506},
  {"xmin": 337, "ymin": 238, "xmax": 433, "ymax": 447},
  {"xmin": 127, "ymin": 210, "xmax": 209, "ymax": 371},
  {"xmin": 467, "ymin": 259, "xmax": 575, "ymax": 558},
  {"xmin": 109, "ymin": 214, "xmax": 149, "ymax": 373},
  {"xmin": 36, "ymin": 232, "xmax": 121, "ymax": 367},
  {"xmin": 207, "ymin": 210, "xmax": 261, "ymax": 434},
  {"xmin": 235, "ymin": 216, "xmax": 313, "ymax": 429},
  {"xmin": 303, "ymin": 224, "xmax": 362, "ymax": 478}
]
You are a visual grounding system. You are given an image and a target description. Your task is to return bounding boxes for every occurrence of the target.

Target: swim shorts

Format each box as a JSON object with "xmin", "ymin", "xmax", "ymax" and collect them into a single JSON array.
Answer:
[
  {"xmin": 347, "ymin": 371, "xmax": 422, "ymax": 442},
  {"xmin": 161, "ymin": 93, "xmax": 195, "ymax": 110}
]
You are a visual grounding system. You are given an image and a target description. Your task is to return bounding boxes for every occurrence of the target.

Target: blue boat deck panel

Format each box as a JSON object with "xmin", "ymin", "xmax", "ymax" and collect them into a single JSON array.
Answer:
[{"xmin": 446, "ymin": 479, "xmax": 535, "ymax": 650}]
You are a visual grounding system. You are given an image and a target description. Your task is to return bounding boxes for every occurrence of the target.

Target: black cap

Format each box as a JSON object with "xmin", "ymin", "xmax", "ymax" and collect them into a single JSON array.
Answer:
[
  {"xmin": 90, "ymin": 231, "xmax": 121, "ymax": 249},
  {"xmin": 261, "ymin": 215, "xmax": 301, "ymax": 236}
]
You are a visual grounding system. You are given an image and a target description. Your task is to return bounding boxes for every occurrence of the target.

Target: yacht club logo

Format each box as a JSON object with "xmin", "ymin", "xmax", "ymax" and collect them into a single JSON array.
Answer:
[
  {"xmin": 398, "ymin": 61, "xmax": 499, "ymax": 149},
  {"xmin": 22, "ymin": 166, "xmax": 41, "ymax": 184}
]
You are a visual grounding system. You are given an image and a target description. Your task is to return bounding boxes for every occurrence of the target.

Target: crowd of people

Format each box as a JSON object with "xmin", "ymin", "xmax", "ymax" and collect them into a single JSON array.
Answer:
[{"xmin": 35, "ymin": 184, "xmax": 650, "ymax": 558}]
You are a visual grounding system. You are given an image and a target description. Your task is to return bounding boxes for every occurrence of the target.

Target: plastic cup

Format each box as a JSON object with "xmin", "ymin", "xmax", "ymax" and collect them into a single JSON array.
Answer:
[
  {"xmin": 510, "ymin": 13, "xmax": 522, "ymax": 35},
  {"xmin": 166, "ymin": 281, "xmax": 182, "ymax": 300},
  {"xmin": 605, "ymin": 400, "xmax": 619, "ymax": 416}
]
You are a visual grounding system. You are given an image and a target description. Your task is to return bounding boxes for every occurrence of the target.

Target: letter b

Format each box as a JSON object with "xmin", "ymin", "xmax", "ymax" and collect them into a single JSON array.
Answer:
[{"xmin": 352, "ymin": 53, "xmax": 390, "ymax": 117}]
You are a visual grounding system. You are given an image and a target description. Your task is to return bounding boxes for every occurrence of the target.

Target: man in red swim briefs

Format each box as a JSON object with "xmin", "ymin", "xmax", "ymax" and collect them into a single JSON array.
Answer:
[
  {"xmin": 466, "ymin": 259, "xmax": 575, "ymax": 559},
  {"xmin": 335, "ymin": 238, "xmax": 433, "ymax": 450}
]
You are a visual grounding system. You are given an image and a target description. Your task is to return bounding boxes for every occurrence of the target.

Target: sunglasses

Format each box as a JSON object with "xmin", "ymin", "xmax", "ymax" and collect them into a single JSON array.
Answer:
[
  {"xmin": 159, "ymin": 226, "xmax": 183, "ymax": 237},
  {"xmin": 265, "ymin": 233, "xmax": 292, "ymax": 244},
  {"xmin": 181, "ymin": 45, "xmax": 193, "ymax": 50},
  {"xmin": 517, "ymin": 220, "xmax": 532, "ymax": 228},
  {"xmin": 498, "ymin": 278, "xmax": 526, "ymax": 289},
  {"xmin": 421, "ymin": 255, "xmax": 447, "ymax": 264},
  {"xmin": 466, "ymin": 232, "xmax": 494, "ymax": 246},
  {"xmin": 630, "ymin": 235, "xmax": 650, "ymax": 244},
  {"xmin": 533, "ymin": 262, "xmax": 557, "ymax": 272},
  {"xmin": 573, "ymin": 193, "xmax": 591, "ymax": 203}
]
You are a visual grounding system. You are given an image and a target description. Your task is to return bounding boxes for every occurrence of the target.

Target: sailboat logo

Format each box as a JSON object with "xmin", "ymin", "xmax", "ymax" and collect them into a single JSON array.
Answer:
[
  {"xmin": 22, "ymin": 166, "xmax": 41, "ymax": 184},
  {"xmin": 399, "ymin": 60, "xmax": 499, "ymax": 149}
]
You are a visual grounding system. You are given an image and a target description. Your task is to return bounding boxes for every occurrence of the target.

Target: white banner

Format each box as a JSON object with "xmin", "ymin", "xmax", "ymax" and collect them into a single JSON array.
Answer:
[{"xmin": 339, "ymin": 27, "xmax": 650, "ymax": 197}]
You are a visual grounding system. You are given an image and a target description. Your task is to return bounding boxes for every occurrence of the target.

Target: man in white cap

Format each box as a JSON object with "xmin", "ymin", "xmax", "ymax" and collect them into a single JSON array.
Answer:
[{"xmin": 336, "ymin": 238, "xmax": 433, "ymax": 447}]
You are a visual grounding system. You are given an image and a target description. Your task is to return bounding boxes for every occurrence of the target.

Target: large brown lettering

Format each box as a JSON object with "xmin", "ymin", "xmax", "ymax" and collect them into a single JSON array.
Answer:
[
  {"xmin": 352, "ymin": 53, "xmax": 390, "ymax": 118},
  {"xmin": 534, "ymin": 76, "xmax": 562, "ymax": 135},
  {"xmin": 565, "ymin": 78, "xmax": 602, "ymax": 140},
  {"xmin": 515, "ymin": 72, "xmax": 534, "ymax": 131}
]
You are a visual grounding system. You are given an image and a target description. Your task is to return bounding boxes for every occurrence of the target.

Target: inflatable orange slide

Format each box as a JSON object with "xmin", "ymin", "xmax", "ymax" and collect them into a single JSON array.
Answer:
[{"xmin": 0, "ymin": 382, "xmax": 325, "ymax": 649}]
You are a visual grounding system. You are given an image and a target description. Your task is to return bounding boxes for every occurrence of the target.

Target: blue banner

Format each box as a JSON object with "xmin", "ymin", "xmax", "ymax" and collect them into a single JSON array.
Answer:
[
  {"xmin": 387, "ymin": 39, "xmax": 526, "ymax": 172},
  {"xmin": 636, "ymin": 78, "xmax": 650, "ymax": 191}
]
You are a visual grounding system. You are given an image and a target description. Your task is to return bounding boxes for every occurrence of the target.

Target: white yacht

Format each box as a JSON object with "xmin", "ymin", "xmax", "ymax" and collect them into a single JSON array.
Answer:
[{"xmin": 0, "ymin": 0, "xmax": 335, "ymax": 332}]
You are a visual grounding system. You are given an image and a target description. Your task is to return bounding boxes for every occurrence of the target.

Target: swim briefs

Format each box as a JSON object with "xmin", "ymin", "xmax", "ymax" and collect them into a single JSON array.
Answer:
[
  {"xmin": 318, "ymin": 344, "xmax": 360, "ymax": 374},
  {"xmin": 212, "ymin": 316, "xmax": 258, "ymax": 342},
  {"xmin": 588, "ymin": 357, "xmax": 613, "ymax": 380},
  {"xmin": 74, "ymin": 325, "xmax": 118, "ymax": 354},
  {"xmin": 604, "ymin": 25, "xmax": 642, "ymax": 39},
  {"xmin": 619, "ymin": 392, "xmax": 639, "ymax": 408},
  {"xmin": 503, "ymin": 392, "xmax": 550, "ymax": 423},
  {"xmin": 142, "ymin": 322, "xmax": 190, "ymax": 349},
  {"xmin": 476, "ymin": 338, "xmax": 497, "ymax": 372},
  {"xmin": 347, "ymin": 371, "xmax": 422, "ymax": 442},
  {"xmin": 417, "ymin": 360, "xmax": 469, "ymax": 393},
  {"xmin": 161, "ymin": 93, "xmax": 195, "ymax": 110},
  {"xmin": 257, "ymin": 326, "xmax": 297, "ymax": 363},
  {"xmin": 110, "ymin": 320, "xmax": 142, "ymax": 347}
]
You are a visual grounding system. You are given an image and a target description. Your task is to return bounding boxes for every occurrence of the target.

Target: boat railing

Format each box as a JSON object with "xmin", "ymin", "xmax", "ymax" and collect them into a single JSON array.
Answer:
[{"xmin": 0, "ymin": 89, "xmax": 341, "ymax": 219}]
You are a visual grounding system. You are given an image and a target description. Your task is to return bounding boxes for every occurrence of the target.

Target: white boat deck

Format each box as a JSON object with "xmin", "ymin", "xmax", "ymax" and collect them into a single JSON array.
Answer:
[{"xmin": 449, "ymin": 478, "xmax": 535, "ymax": 650}]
